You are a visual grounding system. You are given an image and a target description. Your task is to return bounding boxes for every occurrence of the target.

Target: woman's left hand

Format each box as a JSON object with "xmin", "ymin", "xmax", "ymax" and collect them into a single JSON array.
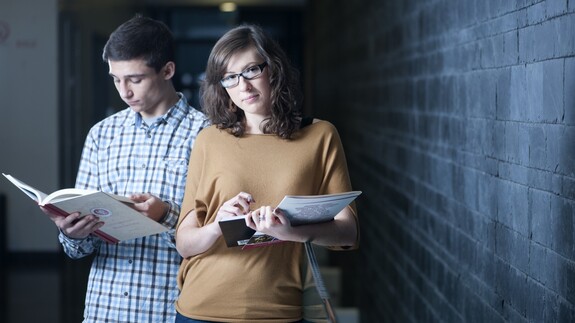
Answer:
[{"xmin": 245, "ymin": 206, "xmax": 292, "ymax": 240}]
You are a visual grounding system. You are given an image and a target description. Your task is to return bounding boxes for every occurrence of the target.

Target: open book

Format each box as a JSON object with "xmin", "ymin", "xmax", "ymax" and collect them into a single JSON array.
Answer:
[
  {"xmin": 2, "ymin": 173, "xmax": 169, "ymax": 243},
  {"xmin": 218, "ymin": 191, "xmax": 362, "ymax": 249}
]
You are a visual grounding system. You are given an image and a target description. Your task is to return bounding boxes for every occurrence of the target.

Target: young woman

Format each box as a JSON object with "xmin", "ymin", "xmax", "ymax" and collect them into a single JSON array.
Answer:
[{"xmin": 175, "ymin": 24, "xmax": 359, "ymax": 323}]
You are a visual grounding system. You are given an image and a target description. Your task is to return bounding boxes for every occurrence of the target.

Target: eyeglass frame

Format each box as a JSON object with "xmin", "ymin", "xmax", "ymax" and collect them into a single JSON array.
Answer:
[{"xmin": 220, "ymin": 62, "xmax": 268, "ymax": 88}]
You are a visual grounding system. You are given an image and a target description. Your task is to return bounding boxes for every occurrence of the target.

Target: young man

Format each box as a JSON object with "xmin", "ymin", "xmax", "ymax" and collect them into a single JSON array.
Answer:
[{"xmin": 44, "ymin": 16, "xmax": 207, "ymax": 322}]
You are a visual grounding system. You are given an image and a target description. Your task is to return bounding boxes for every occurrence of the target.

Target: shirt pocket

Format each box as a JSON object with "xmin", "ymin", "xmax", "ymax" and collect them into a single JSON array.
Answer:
[{"xmin": 163, "ymin": 157, "xmax": 188, "ymax": 177}]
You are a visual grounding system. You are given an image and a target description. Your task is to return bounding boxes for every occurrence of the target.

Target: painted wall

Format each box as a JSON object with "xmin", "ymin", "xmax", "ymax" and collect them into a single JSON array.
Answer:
[{"xmin": 0, "ymin": 0, "xmax": 60, "ymax": 252}]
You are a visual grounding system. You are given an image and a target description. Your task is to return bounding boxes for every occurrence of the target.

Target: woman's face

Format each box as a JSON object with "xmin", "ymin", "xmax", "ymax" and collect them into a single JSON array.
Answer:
[{"xmin": 223, "ymin": 46, "xmax": 272, "ymax": 118}]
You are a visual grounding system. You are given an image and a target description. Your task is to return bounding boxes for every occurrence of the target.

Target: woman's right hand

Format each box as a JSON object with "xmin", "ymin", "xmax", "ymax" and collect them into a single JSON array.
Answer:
[
  {"xmin": 215, "ymin": 192, "xmax": 255, "ymax": 222},
  {"xmin": 176, "ymin": 192, "xmax": 255, "ymax": 258}
]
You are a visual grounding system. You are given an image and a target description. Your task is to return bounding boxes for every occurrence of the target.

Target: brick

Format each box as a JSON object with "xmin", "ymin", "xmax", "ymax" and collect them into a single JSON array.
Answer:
[
  {"xmin": 549, "ymin": 196, "xmax": 575, "ymax": 258},
  {"xmin": 541, "ymin": 59, "xmax": 564, "ymax": 122},
  {"xmin": 530, "ymin": 189, "xmax": 553, "ymax": 247},
  {"xmin": 496, "ymin": 178, "xmax": 529, "ymax": 233},
  {"xmin": 546, "ymin": 0, "xmax": 568, "ymax": 18},
  {"xmin": 493, "ymin": 121, "xmax": 507, "ymax": 160},
  {"xmin": 518, "ymin": 60, "xmax": 563, "ymax": 122},
  {"xmin": 524, "ymin": 280, "xmax": 545, "ymax": 322},
  {"xmin": 528, "ymin": 241, "xmax": 548, "ymax": 285},
  {"xmin": 527, "ymin": 1, "xmax": 547, "ymax": 24},
  {"xmin": 527, "ymin": 124, "xmax": 546, "ymax": 168},
  {"xmin": 509, "ymin": 65, "xmax": 529, "ymax": 121},
  {"xmin": 557, "ymin": 126, "xmax": 575, "ymax": 176},
  {"xmin": 503, "ymin": 122, "xmax": 529, "ymax": 165},
  {"xmin": 495, "ymin": 224, "xmax": 530, "ymax": 273},
  {"xmin": 544, "ymin": 124, "xmax": 562, "ymax": 173},
  {"xmin": 496, "ymin": 68, "xmax": 512, "ymax": 120},
  {"xmin": 477, "ymin": 172, "xmax": 498, "ymax": 217},
  {"xmin": 565, "ymin": 57, "xmax": 575, "ymax": 125},
  {"xmin": 482, "ymin": 32, "xmax": 518, "ymax": 68},
  {"xmin": 519, "ymin": 21, "xmax": 557, "ymax": 62}
]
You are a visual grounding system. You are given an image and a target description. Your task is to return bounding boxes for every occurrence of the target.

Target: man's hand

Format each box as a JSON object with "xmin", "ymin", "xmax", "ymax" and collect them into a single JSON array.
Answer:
[
  {"xmin": 129, "ymin": 193, "xmax": 169, "ymax": 222},
  {"xmin": 40, "ymin": 206, "xmax": 104, "ymax": 239}
]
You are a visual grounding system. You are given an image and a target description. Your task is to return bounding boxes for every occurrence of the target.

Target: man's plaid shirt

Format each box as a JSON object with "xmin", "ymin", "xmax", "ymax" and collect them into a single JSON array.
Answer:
[{"xmin": 59, "ymin": 94, "xmax": 207, "ymax": 322}]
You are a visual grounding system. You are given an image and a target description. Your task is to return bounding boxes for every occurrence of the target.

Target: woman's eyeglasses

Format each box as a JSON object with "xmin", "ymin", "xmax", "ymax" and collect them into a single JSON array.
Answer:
[{"xmin": 220, "ymin": 62, "xmax": 267, "ymax": 88}]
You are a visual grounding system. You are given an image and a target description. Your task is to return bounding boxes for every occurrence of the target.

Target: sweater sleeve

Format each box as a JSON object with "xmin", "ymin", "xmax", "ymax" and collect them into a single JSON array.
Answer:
[
  {"xmin": 178, "ymin": 127, "xmax": 209, "ymax": 229},
  {"xmin": 319, "ymin": 122, "xmax": 359, "ymax": 250}
]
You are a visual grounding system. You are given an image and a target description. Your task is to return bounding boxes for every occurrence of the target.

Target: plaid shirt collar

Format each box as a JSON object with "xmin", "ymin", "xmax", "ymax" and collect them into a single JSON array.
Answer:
[{"xmin": 128, "ymin": 92, "xmax": 190, "ymax": 129}]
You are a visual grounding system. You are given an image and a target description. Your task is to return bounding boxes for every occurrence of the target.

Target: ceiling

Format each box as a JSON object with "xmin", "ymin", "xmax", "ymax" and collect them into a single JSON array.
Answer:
[
  {"xmin": 143, "ymin": 0, "xmax": 306, "ymax": 6},
  {"xmin": 60, "ymin": 0, "xmax": 306, "ymax": 9}
]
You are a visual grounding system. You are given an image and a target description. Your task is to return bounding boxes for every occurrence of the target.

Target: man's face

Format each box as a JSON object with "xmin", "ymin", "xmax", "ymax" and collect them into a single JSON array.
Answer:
[{"xmin": 108, "ymin": 59, "xmax": 173, "ymax": 118}]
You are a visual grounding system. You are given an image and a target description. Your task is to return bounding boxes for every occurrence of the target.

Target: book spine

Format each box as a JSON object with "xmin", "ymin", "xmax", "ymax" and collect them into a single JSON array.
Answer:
[
  {"xmin": 241, "ymin": 239, "xmax": 285, "ymax": 250},
  {"xmin": 42, "ymin": 204, "xmax": 69, "ymax": 217}
]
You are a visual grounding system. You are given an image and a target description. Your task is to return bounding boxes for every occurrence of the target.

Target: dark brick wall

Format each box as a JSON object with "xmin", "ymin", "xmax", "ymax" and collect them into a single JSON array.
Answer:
[{"xmin": 306, "ymin": 1, "xmax": 575, "ymax": 322}]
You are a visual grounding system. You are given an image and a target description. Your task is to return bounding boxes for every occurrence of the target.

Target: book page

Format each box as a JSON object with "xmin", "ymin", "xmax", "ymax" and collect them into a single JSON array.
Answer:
[
  {"xmin": 44, "ymin": 188, "xmax": 98, "ymax": 205},
  {"xmin": 278, "ymin": 191, "xmax": 362, "ymax": 226},
  {"xmin": 2, "ymin": 173, "xmax": 47, "ymax": 203}
]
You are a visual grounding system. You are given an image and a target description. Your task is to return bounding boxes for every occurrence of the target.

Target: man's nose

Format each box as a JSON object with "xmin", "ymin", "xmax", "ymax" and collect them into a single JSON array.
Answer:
[{"xmin": 118, "ymin": 82, "xmax": 132, "ymax": 97}]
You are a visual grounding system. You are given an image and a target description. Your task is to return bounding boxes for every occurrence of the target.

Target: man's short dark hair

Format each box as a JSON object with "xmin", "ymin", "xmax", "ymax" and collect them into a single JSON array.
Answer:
[{"xmin": 102, "ymin": 15, "xmax": 175, "ymax": 72}]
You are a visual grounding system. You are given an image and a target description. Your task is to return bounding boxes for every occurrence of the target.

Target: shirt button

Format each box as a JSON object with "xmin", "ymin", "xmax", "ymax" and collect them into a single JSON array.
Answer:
[
  {"xmin": 141, "ymin": 164, "xmax": 146, "ymax": 168},
  {"xmin": 124, "ymin": 292, "xmax": 129, "ymax": 296},
  {"xmin": 128, "ymin": 259, "xmax": 133, "ymax": 264}
]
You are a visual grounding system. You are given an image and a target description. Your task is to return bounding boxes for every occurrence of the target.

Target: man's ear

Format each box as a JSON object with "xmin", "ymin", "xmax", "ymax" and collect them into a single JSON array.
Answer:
[{"xmin": 163, "ymin": 61, "xmax": 176, "ymax": 80}]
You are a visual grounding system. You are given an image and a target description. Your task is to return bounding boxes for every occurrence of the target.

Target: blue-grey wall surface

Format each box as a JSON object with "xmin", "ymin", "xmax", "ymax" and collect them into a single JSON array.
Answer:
[{"xmin": 307, "ymin": 0, "xmax": 575, "ymax": 322}]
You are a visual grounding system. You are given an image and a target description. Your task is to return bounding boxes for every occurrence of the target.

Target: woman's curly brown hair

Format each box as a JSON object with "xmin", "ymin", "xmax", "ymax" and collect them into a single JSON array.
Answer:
[{"xmin": 200, "ymin": 24, "xmax": 303, "ymax": 139}]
